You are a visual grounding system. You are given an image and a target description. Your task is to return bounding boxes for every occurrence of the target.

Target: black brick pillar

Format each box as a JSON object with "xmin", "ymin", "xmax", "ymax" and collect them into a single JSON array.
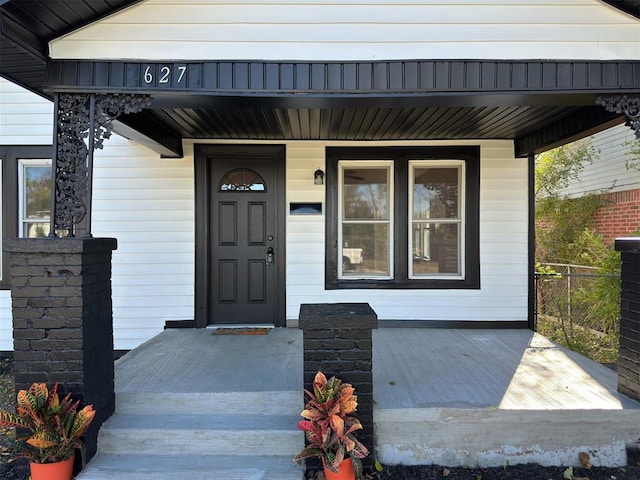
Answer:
[
  {"xmin": 615, "ymin": 237, "xmax": 640, "ymax": 402},
  {"xmin": 299, "ymin": 303, "xmax": 378, "ymax": 473},
  {"xmin": 4, "ymin": 237, "xmax": 118, "ymax": 464}
]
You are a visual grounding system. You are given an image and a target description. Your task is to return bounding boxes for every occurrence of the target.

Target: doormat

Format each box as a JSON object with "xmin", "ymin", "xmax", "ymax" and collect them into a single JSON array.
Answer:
[{"xmin": 212, "ymin": 327, "xmax": 270, "ymax": 335}]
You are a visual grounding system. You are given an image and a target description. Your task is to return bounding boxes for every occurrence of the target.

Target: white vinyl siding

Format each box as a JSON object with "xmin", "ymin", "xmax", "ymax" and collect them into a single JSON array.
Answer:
[
  {"xmin": 0, "ymin": 79, "xmax": 53, "ymax": 145},
  {"xmin": 0, "ymin": 291, "xmax": 11, "ymax": 351},
  {"xmin": 50, "ymin": 0, "xmax": 640, "ymax": 61},
  {"xmin": 560, "ymin": 124, "xmax": 640, "ymax": 198},
  {"xmin": 0, "ymin": 79, "xmax": 54, "ymax": 350},
  {"xmin": 92, "ymin": 137, "xmax": 195, "ymax": 350}
]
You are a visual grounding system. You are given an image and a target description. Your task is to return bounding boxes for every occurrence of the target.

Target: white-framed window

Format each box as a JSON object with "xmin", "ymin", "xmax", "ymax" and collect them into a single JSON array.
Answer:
[
  {"xmin": 338, "ymin": 161, "xmax": 393, "ymax": 279},
  {"xmin": 409, "ymin": 160, "xmax": 465, "ymax": 279},
  {"xmin": 0, "ymin": 157, "xmax": 3, "ymax": 282},
  {"xmin": 18, "ymin": 159, "xmax": 52, "ymax": 238}
]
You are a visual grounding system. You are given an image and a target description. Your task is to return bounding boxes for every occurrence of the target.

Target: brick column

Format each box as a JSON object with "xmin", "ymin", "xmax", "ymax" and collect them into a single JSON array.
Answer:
[
  {"xmin": 4, "ymin": 237, "xmax": 118, "ymax": 463},
  {"xmin": 615, "ymin": 237, "xmax": 640, "ymax": 402},
  {"xmin": 299, "ymin": 303, "xmax": 377, "ymax": 473}
]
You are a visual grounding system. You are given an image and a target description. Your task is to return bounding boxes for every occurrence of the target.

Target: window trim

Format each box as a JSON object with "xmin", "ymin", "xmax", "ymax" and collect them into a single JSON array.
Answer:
[
  {"xmin": 0, "ymin": 146, "xmax": 53, "ymax": 289},
  {"xmin": 325, "ymin": 146, "xmax": 480, "ymax": 290}
]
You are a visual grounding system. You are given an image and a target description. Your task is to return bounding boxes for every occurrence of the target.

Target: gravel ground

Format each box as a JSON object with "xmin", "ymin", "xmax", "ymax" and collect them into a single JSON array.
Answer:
[
  {"xmin": 2, "ymin": 356, "xmax": 639, "ymax": 480},
  {"xmin": 301, "ymin": 463, "xmax": 640, "ymax": 480}
]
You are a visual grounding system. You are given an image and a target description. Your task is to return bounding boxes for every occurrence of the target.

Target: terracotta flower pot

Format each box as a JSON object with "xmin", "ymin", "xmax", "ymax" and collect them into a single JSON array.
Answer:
[
  {"xmin": 323, "ymin": 457, "xmax": 355, "ymax": 480},
  {"xmin": 30, "ymin": 454, "xmax": 74, "ymax": 480}
]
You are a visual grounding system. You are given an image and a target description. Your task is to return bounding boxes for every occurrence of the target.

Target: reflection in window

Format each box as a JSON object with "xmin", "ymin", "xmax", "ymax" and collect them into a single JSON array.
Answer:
[
  {"xmin": 410, "ymin": 161, "xmax": 463, "ymax": 278},
  {"xmin": 219, "ymin": 169, "xmax": 266, "ymax": 191},
  {"xmin": 0, "ymin": 158, "xmax": 2, "ymax": 281},
  {"xmin": 340, "ymin": 162, "xmax": 392, "ymax": 278},
  {"xmin": 19, "ymin": 159, "xmax": 52, "ymax": 238}
]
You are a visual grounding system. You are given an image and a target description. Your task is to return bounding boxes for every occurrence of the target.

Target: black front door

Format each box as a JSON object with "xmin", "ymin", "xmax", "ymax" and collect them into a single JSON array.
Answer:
[{"xmin": 195, "ymin": 145, "xmax": 285, "ymax": 327}]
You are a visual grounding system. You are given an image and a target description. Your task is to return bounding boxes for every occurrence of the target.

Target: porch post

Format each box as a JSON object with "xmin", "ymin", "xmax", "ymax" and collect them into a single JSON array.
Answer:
[
  {"xmin": 2, "ymin": 91, "xmax": 151, "ymax": 470},
  {"xmin": 299, "ymin": 303, "xmax": 378, "ymax": 474},
  {"xmin": 614, "ymin": 237, "xmax": 640, "ymax": 402},
  {"xmin": 4, "ymin": 237, "xmax": 117, "ymax": 465},
  {"xmin": 51, "ymin": 92, "xmax": 151, "ymax": 237}
]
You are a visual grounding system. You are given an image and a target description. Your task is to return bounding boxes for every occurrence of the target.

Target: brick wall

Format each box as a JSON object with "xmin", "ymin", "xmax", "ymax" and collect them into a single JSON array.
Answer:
[
  {"xmin": 615, "ymin": 238, "xmax": 640, "ymax": 403},
  {"xmin": 299, "ymin": 303, "xmax": 377, "ymax": 473},
  {"xmin": 595, "ymin": 189, "xmax": 640, "ymax": 245},
  {"xmin": 4, "ymin": 237, "xmax": 117, "ymax": 464}
]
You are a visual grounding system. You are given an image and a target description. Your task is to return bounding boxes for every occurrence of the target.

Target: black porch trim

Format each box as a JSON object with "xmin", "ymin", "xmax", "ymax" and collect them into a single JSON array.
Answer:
[
  {"xmin": 46, "ymin": 60, "xmax": 640, "ymax": 99},
  {"xmin": 44, "ymin": 59, "xmax": 640, "ymax": 156},
  {"xmin": 114, "ymin": 114, "xmax": 183, "ymax": 158},
  {"xmin": 528, "ymin": 153, "xmax": 535, "ymax": 331},
  {"xmin": 515, "ymin": 107, "xmax": 624, "ymax": 157}
]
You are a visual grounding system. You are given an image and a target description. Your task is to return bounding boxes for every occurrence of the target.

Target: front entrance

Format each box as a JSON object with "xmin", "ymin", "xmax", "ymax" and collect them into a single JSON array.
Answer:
[{"xmin": 194, "ymin": 145, "xmax": 286, "ymax": 327}]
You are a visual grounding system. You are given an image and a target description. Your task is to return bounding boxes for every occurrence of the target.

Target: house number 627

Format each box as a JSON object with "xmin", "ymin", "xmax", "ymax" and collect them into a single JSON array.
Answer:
[{"xmin": 143, "ymin": 65, "xmax": 187, "ymax": 85}]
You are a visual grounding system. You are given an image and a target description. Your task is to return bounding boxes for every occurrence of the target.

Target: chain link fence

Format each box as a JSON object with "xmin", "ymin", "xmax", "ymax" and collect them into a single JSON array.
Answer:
[{"xmin": 534, "ymin": 263, "xmax": 620, "ymax": 363}]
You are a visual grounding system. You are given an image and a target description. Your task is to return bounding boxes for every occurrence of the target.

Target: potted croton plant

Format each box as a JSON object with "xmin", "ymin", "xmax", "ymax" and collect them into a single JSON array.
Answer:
[
  {"xmin": 0, "ymin": 382, "xmax": 96, "ymax": 480},
  {"xmin": 293, "ymin": 372, "xmax": 369, "ymax": 480}
]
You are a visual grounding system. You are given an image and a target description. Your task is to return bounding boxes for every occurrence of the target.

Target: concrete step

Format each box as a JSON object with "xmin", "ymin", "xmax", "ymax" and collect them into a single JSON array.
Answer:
[
  {"xmin": 115, "ymin": 391, "xmax": 302, "ymax": 416},
  {"xmin": 98, "ymin": 413, "xmax": 302, "ymax": 456},
  {"xmin": 76, "ymin": 454, "xmax": 304, "ymax": 480},
  {"xmin": 80, "ymin": 390, "xmax": 306, "ymax": 479}
]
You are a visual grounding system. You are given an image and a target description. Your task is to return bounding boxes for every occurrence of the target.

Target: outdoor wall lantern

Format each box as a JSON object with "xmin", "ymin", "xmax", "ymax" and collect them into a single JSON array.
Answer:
[{"xmin": 314, "ymin": 168, "xmax": 325, "ymax": 185}]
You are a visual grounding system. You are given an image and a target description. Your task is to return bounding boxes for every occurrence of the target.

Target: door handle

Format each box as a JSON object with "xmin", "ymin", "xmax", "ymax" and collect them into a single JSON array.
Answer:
[{"xmin": 266, "ymin": 247, "xmax": 274, "ymax": 266}]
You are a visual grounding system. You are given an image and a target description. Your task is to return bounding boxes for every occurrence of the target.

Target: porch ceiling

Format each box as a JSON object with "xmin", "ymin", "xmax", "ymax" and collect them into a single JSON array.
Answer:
[{"xmin": 142, "ymin": 104, "xmax": 606, "ymax": 144}]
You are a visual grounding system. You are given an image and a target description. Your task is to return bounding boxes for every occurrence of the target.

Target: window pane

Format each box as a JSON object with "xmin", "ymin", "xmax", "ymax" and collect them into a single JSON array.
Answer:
[
  {"xmin": 23, "ymin": 222, "xmax": 51, "ymax": 238},
  {"xmin": 219, "ymin": 168, "xmax": 266, "ymax": 191},
  {"xmin": 342, "ymin": 223, "xmax": 389, "ymax": 276},
  {"xmin": 343, "ymin": 168, "xmax": 388, "ymax": 220},
  {"xmin": 24, "ymin": 165, "xmax": 51, "ymax": 218},
  {"xmin": 413, "ymin": 167, "xmax": 459, "ymax": 220},
  {"xmin": 412, "ymin": 223, "xmax": 460, "ymax": 275}
]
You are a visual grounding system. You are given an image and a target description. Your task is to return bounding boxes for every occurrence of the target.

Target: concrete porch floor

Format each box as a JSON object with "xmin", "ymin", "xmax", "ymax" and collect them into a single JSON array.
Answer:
[{"xmin": 106, "ymin": 327, "xmax": 640, "ymax": 468}]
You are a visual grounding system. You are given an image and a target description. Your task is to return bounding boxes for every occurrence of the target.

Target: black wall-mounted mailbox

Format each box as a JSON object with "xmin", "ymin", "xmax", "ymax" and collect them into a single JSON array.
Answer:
[{"xmin": 289, "ymin": 203, "xmax": 322, "ymax": 215}]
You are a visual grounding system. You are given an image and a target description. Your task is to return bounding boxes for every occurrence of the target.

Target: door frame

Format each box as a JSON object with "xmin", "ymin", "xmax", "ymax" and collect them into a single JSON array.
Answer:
[{"xmin": 194, "ymin": 144, "xmax": 287, "ymax": 328}]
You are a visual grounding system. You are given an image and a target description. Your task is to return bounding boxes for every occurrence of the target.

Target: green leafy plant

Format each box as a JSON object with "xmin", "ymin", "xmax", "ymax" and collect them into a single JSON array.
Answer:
[
  {"xmin": 623, "ymin": 138, "xmax": 640, "ymax": 172},
  {"xmin": 0, "ymin": 382, "xmax": 95, "ymax": 464},
  {"xmin": 293, "ymin": 372, "xmax": 369, "ymax": 478}
]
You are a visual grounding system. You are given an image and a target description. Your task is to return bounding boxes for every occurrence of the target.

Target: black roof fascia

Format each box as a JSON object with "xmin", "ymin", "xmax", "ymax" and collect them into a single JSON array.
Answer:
[{"xmin": 45, "ymin": 60, "xmax": 640, "ymax": 101}]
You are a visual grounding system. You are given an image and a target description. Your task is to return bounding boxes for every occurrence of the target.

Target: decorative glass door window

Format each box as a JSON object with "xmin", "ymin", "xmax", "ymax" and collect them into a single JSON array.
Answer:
[
  {"xmin": 339, "ymin": 162, "xmax": 393, "ymax": 279},
  {"xmin": 409, "ymin": 161, "xmax": 464, "ymax": 279},
  {"xmin": 218, "ymin": 168, "xmax": 266, "ymax": 191}
]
